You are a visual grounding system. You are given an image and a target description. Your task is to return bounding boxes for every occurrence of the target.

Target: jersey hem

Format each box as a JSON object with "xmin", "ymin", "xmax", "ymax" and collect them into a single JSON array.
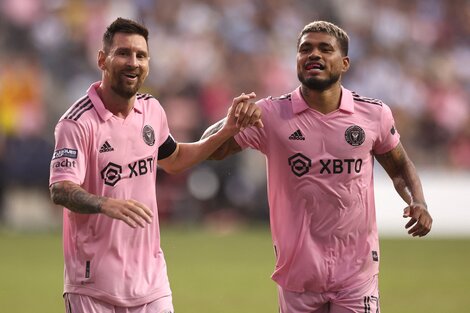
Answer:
[
  {"xmin": 272, "ymin": 269, "xmax": 380, "ymax": 293},
  {"xmin": 64, "ymin": 285, "xmax": 172, "ymax": 307}
]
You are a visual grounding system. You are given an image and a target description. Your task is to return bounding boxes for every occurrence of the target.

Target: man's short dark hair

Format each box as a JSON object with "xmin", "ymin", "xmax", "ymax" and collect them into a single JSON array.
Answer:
[
  {"xmin": 103, "ymin": 17, "xmax": 149, "ymax": 53},
  {"xmin": 297, "ymin": 21, "xmax": 349, "ymax": 56}
]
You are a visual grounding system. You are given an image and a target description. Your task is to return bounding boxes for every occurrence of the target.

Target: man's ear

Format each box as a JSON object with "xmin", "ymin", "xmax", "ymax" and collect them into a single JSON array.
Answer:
[
  {"xmin": 97, "ymin": 50, "xmax": 106, "ymax": 70},
  {"xmin": 342, "ymin": 56, "xmax": 350, "ymax": 73}
]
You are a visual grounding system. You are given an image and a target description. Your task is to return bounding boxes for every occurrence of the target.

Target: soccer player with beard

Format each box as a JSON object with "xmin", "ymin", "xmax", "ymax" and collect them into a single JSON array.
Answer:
[
  {"xmin": 49, "ymin": 17, "xmax": 262, "ymax": 313},
  {"xmin": 202, "ymin": 21, "xmax": 433, "ymax": 313}
]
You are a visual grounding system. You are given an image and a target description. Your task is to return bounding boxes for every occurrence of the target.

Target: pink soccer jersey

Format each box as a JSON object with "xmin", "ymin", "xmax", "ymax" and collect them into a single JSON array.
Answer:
[
  {"xmin": 50, "ymin": 82, "xmax": 173, "ymax": 306},
  {"xmin": 235, "ymin": 86, "xmax": 400, "ymax": 293}
]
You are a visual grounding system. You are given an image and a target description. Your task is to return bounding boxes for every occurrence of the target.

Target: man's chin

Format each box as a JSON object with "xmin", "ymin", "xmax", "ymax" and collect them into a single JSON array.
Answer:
[
  {"xmin": 112, "ymin": 85, "xmax": 139, "ymax": 99},
  {"xmin": 299, "ymin": 76, "xmax": 338, "ymax": 91},
  {"xmin": 304, "ymin": 80, "xmax": 331, "ymax": 91}
]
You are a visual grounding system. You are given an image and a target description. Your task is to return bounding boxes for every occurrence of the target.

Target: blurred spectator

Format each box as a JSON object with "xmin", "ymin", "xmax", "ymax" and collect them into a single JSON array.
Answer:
[
  {"xmin": 0, "ymin": 131, "xmax": 5, "ymax": 223},
  {"xmin": 0, "ymin": 56, "xmax": 45, "ymax": 136},
  {"xmin": 1, "ymin": 0, "xmax": 469, "ymax": 226}
]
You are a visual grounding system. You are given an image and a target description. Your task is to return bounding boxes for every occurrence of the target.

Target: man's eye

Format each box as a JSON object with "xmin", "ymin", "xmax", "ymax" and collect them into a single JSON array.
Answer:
[{"xmin": 320, "ymin": 45, "xmax": 334, "ymax": 53}]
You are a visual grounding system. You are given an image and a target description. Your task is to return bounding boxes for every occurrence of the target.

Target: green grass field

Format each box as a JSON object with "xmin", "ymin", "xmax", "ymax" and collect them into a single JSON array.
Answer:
[{"xmin": 0, "ymin": 226, "xmax": 469, "ymax": 313}]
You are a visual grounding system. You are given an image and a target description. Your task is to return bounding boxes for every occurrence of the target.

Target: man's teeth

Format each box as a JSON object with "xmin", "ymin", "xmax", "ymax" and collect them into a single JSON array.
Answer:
[{"xmin": 307, "ymin": 64, "xmax": 322, "ymax": 70}]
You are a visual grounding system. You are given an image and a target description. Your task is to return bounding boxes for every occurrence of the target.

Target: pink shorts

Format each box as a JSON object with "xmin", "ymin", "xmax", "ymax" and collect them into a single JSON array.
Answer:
[
  {"xmin": 278, "ymin": 275, "xmax": 379, "ymax": 313},
  {"xmin": 64, "ymin": 293, "xmax": 174, "ymax": 313}
]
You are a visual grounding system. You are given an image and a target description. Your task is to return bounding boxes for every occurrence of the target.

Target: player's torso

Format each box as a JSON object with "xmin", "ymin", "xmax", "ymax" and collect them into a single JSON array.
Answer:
[
  {"xmin": 80, "ymin": 104, "xmax": 160, "ymax": 198},
  {"xmin": 92, "ymin": 115, "xmax": 157, "ymax": 187},
  {"xmin": 64, "ymin": 103, "xmax": 165, "ymax": 295},
  {"xmin": 264, "ymin": 98, "xmax": 382, "ymax": 292},
  {"xmin": 262, "ymin": 96, "xmax": 383, "ymax": 242},
  {"xmin": 265, "ymin": 99, "xmax": 379, "ymax": 191}
]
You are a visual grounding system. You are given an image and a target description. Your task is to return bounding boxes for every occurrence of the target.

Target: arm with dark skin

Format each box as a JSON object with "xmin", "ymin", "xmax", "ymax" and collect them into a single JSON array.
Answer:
[
  {"xmin": 158, "ymin": 93, "xmax": 262, "ymax": 173},
  {"xmin": 200, "ymin": 118, "xmax": 243, "ymax": 160},
  {"xmin": 375, "ymin": 142, "xmax": 433, "ymax": 237},
  {"xmin": 50, "ymin": 180, "xmax": 153, "ymax": 228}
]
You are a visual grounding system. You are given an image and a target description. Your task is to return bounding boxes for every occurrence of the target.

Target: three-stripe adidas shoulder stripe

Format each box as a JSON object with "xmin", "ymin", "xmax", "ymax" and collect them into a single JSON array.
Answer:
[
  {"xmin": 65, "ymin": 96, "xmax": 93, "ymax": 121},
  {"xmin": 137, "ymin": 93, "xmax": 154, "ymax": 101},
  {"xmin": 64, "ymin": 93, "xmax": 156, "ymax": 122}
]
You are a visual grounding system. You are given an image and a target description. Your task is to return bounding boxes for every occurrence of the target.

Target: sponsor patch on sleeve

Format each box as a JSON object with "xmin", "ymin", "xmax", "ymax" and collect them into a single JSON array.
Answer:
[{"xmin": 53, "ymin": 148, "xmax": 78, "ymax": 160}]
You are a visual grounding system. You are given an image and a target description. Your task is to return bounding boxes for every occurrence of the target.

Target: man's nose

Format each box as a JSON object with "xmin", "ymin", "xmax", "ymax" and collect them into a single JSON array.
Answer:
[
  {"xmin": 308, "ymin": 49, "xmax": 321, "ymax": 60},
  {"xmin": 126, "ymin": 54, "xmax": 138, "ymax": 66}
]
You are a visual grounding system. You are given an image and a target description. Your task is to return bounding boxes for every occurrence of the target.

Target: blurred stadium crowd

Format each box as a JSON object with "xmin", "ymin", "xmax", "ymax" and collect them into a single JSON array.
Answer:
[{"xmin": 0, "ymin": 0, "xmax": 469, "ymax": 226}]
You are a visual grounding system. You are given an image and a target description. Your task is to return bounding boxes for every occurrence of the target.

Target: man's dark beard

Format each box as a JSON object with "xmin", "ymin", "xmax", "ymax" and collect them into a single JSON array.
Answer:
[
  {"xmin": 298, "ymin": 72, "xmax": 340, "ymax": 91},
  {"xmin": 111, "ymin": 80, "xmax": 141, "ymax": 99}
]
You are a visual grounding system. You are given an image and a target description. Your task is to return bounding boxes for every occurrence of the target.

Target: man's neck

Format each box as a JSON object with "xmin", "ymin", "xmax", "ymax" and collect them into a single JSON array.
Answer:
[
  {"xmin": 96, "ymin": 83, "xmax": 135, "ymax": 118},
  {"xmin": 300, "ymin": 84, "xmax": 342, "ymax": 115}
]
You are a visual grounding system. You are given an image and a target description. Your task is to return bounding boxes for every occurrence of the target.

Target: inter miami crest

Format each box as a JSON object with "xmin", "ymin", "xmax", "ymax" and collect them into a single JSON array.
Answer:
[
  {"xmin": 345, "ymin": 125, "xmax": 365, "ymax": 146},
  {"xmin": 142, "ymin": 125, "xmax": 155, "ymax": 146}
]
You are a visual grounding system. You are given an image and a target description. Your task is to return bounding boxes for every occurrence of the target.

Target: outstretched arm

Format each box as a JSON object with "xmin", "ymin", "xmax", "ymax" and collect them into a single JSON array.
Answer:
[
  {"xmin": 375, "ymin": 142, "xmax": 433, "ymax": 237},
  {"xmin": 50, "ymin": 180, "xmax": 153, "ymax": 228},
  {"xmin": 158, "ymin": 93, "xmax": 262, "ymax": 173},
  {"xmin": 200, "ymin": 120, "xmax": 243, "ymax": 160}
]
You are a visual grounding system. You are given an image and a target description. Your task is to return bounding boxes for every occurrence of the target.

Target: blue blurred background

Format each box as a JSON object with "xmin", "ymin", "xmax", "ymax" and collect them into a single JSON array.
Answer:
[{"xmin": 0, "ymin": 0, "xmax": 469, "ymax": 235}]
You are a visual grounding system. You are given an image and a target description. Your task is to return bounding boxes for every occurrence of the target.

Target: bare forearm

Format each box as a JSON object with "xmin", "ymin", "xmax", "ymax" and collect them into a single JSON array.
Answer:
[
  {"xmin": 201, "ymin": 118, "xmax": 241, "ymax": 160},
  {"xmin": 160, "ymin": 127, "xmax": 235, "ymax": 174},
  {"xmin": 201, "ymin": 118, "xmax": 225, "ymax": 139},
  {"xmin": 168, "ymin": 142, "xmax": 212, "ymax": 172},
  {"xmin": 376, "ymin": 143, "xmax": 427, "ymax": 207},
  {"xmin": 50, "ymin": 181, "xmax": 106, "ymax": 214},
  {"xmin": 393, "ymin": 161, "xmax": 426, "ymax": 206},
  {"xmin": 160, "ymin": 94, "xmax": 259, "ymax": 173},
  {"xmin": 377, "ymin": 143, "xmax": 432, "ymax": 236},
  {"xmin": 390, "ymin": 175, "xmax": 412, "ymax": 205}
]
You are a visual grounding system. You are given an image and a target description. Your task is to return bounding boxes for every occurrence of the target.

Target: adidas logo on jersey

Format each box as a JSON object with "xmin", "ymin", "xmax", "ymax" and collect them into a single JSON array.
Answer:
[
  {"xmin": 99, "ymin": 141, "xmax": 114, "ymax": 153},
  {"xmin": 289, "ymin": 129, "xmax": 305, "ymax": 140}
]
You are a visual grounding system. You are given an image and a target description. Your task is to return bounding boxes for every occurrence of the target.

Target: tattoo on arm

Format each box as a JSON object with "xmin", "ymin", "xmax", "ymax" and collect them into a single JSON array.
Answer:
[
  {"xmin": 376, "ymin": 148, "xmax": 411, "ymax": 204},
  {"xmin": 376, "ymin": 143, "xmax": 426, "ymax": 206},
  {"xmin": 209, "ymin": 137, "xmax": 242, "ymax": 160},
  {"xmin": 201, "ymin": 118, "xmax": 226, "ymax": 140},
  {"xmin": 201, "ymin": 118, "xmax": 242, "ymax": 160},
  {"xmin": 50, "ymin": 182, "xmax": 106, "ymax": 214}
]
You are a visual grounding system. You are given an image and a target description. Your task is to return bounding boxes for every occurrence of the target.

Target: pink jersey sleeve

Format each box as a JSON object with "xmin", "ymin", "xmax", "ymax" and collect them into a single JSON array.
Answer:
[
  {"xmin": 153, "ymin": 98, "xmax": 171, "ymax": 146},
  {"xmin": 373, "ymin": 103, "xmax": 400, "ymax": 155},
  {"xmin": 49, "ymin": 119, "xmax": 88, "ymax": 186}
]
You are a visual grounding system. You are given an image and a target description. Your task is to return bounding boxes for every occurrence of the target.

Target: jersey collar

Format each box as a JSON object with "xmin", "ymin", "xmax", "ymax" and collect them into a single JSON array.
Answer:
[
  {"xmin": 291, "ymin": 86, "xmax": 355, "ymax": 114},
  {"xmin": 87, "ymin": 81, "xmax": 143, "ymax": 121}
]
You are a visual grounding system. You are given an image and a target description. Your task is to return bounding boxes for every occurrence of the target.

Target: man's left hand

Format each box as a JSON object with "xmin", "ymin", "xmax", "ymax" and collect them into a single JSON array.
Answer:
[{"xmin": 403, "ymin": 203, "xmax": 433, "ymax": 237}]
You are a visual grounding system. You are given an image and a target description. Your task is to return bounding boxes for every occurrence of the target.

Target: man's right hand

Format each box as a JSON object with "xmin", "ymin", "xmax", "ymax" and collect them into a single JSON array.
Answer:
[
  {"xmin": 225, "ymin": 92, "xmax": 264, "ymax": 134},
  {"xmin": 233, "ymin": 92, "xmax": 264, "ymax": 130},
  {"xmin": 50, "ymin": 180, "xmax": 153, "ymax": 228},
  {"xmin": 100, "ymin": 198, "xmax": 153, "ymax": 228}
]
